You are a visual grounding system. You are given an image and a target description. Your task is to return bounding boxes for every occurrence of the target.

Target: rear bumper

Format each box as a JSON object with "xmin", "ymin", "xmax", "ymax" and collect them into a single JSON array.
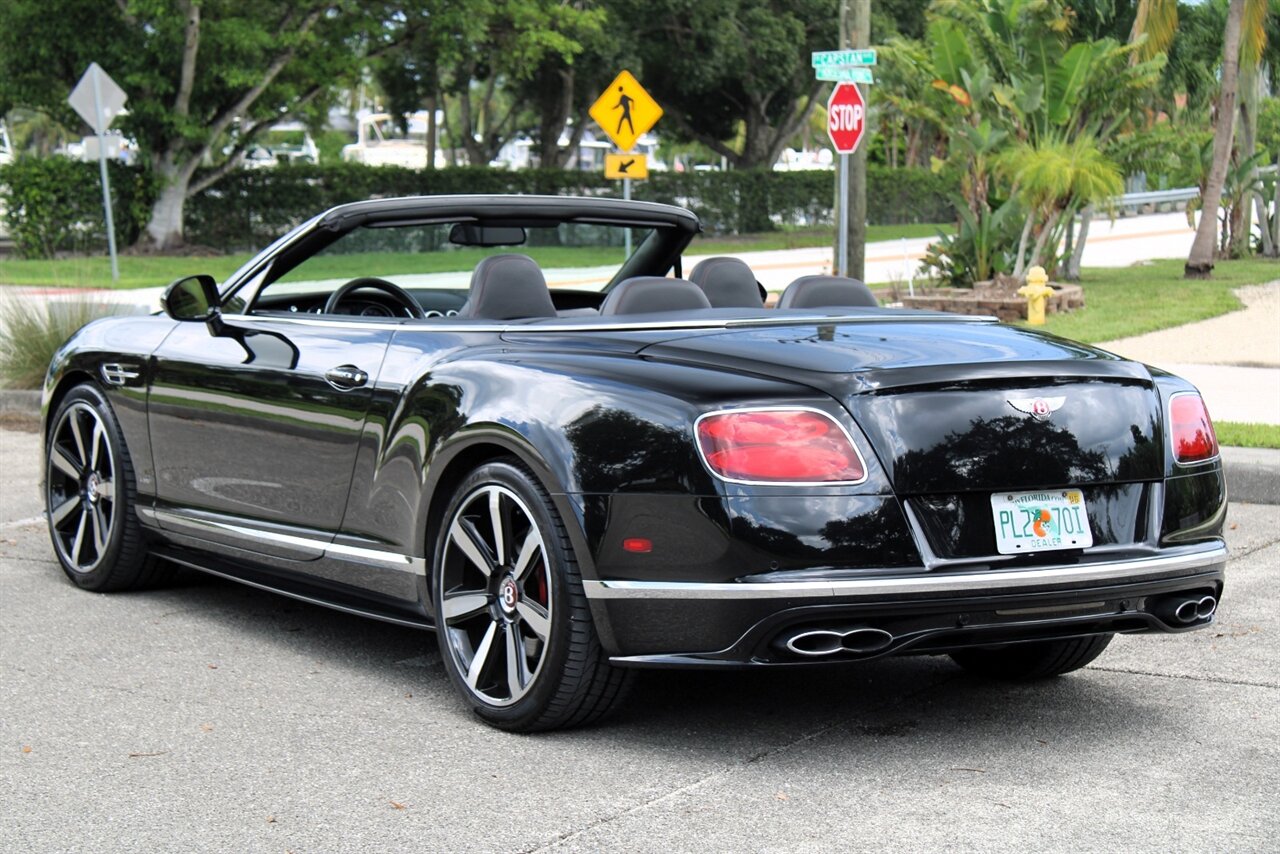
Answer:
[{"xmin": 585, "ymin": 542, "xmax": 1227, "ymax": 667}]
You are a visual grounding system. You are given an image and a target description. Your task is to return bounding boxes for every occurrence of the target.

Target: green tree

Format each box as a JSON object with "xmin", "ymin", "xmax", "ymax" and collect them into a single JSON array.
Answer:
[
  {"xmin": 614, "ymin": 0, "xmax": 837, "ymax": 169},
  {"xmin": 0, "ymin": 0, "xmax": 385, "ymax": 249}
]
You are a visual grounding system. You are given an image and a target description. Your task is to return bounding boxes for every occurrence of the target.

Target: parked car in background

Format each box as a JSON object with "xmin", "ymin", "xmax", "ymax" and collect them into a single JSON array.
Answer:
[{"xmin": 342, "ymin": 112, "xmax": 445, "ymax": 169}]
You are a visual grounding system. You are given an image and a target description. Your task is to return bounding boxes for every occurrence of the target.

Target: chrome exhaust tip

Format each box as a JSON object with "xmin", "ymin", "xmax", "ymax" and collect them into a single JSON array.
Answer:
[
  {"xmin": 1165, "ymin": 594, "xmax": 1217, "ymax": 625},
  {"xmin": 783, "ymin": 627, "xmax": 895, "ymax": 657}
]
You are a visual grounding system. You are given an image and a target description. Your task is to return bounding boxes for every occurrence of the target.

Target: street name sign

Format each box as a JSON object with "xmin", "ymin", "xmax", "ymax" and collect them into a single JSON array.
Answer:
[
  {"xmin": 811, "ymin": 49, "xmax": 877, "ymax": 68},
  {"xmin": 589, "ymin": 70, "xmax": 662, "ymax": 153},
  {"xmin": 605, "ymin": 153, "xmax": 648, "ymax": 180},
  {"xmin": 816, "ymin": 66, "xmax": 875, "ymax": 84}
]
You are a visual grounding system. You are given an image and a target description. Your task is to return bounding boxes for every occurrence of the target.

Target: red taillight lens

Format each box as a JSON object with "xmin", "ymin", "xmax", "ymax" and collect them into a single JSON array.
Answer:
[
  {"xmin": 696, "ymin": 409, "xmax": 865, "ymax": 483},
  {"xmin": 1170, "ymin": 394, "xmax": 1219, "ymax": 463}
]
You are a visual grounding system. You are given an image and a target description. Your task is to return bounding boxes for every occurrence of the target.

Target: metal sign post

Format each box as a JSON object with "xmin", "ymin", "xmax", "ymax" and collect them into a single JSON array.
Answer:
[
  {"xmin": 837, "ymin": 153, "xmax": 849, "ymax": 277},
  {"xmin": 623, "ymin": 177, "xmax": 632, "ymax": 257},
  {"xmin": 68, "ymin": 63, "xmax": 128, "ymax": 284}
]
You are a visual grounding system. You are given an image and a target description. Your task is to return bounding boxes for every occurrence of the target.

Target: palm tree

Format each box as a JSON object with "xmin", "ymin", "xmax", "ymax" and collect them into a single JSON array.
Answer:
[{"xmin": 1185, "ymin": 0, "xmax": 1247, "ymax": 276}]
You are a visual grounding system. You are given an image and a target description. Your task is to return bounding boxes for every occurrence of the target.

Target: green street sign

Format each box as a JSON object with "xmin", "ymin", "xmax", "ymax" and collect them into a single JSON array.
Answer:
[
  {"xmin": 811, "ymin": 49, "xmax": 877, "ymax": 68},
  {"xmin": 816, "ymin": 66, "xmax": 875, "ymax": 84}
]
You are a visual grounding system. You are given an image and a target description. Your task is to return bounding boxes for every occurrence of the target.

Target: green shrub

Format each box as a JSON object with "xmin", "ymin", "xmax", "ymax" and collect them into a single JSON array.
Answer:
[
  {"xmin": 2, "ymin": 159, "xmax": 958, "ymax": 254},
  {"xmin": 0, "ymin": 157, "xmax": 155, "ymax": 259},
  {"xmin": 0, "ymin": 292, "xmax": 133, "ymax": 388}
]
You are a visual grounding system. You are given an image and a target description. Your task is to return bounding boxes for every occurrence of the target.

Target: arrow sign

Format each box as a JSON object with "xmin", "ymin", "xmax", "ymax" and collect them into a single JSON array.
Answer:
[
  {"xmin": 605, "ymin": 152, "xmax": 649, "ymax": 180},
  {"xmin": 816, "ymin": 66, "xmax": 875, "ymax": 84},
  {"xmin": 812, "ymin": 49, "xmax": 877, "ymax": 68}
]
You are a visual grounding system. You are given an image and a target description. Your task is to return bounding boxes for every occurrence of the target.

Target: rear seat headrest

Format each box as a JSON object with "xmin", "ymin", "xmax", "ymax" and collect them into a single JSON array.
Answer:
[
  {"xmin": 688, "ymin": 257, "xmax": 765, "ymax": 308},
  {"xmin": 457, "ymin": 254, "xmax": 557, "ymax": 320},
  {"xmin": 777, "ymin": 275, "xmax": 878, "ymax": 309},
  {"xmin": 599, "ymin": 277, "xmax": 712, "ymax": 315}
]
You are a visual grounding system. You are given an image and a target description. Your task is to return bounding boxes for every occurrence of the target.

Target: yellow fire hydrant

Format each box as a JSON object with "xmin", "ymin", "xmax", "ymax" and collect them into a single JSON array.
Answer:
[{"xmin": 1018, "ymin": 266, "xmax": 1053, "ymax": 325}]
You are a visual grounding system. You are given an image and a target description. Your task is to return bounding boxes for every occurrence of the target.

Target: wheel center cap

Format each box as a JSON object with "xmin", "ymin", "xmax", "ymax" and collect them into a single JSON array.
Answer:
[
  {"xmin": 498, "ymin": 577, "xmax": 520, "ymax": 615},
  {"xmin": 85, "ymin": 473, "xmax": 101, "ymax": 503}
]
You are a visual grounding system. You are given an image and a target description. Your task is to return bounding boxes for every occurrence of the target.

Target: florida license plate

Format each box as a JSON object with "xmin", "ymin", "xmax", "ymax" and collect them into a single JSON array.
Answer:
[{"xmin": 990, "ymin": 489, "xmax": 1093, "ymax": 555}]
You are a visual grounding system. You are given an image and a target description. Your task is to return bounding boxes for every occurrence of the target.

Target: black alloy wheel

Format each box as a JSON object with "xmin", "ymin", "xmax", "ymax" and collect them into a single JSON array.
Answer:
[
  {"xmin": 433, "ymin": 460, "xmax": 630, "ymax": 731},
  {"xmin": 45, "ymin": 384, "xmax": 164, "ymax": 591}
]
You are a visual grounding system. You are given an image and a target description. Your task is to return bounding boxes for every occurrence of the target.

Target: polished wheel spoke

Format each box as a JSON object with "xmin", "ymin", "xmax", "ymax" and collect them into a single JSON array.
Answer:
[
  {"xmin": 96, "ymin": 478, "xmax": 115, "ymax": 502},
  {"xmin": 69, "ymin": 411, "xmax": 88, "ymax": 467},
  {"xmin": 505, "ymin": 624, "xmax": 529, "ymax": 697},
  {"xmin": 515, "ymin": 600, "xmax": 550, "ymax": 643},
  {"xmin": 449, "ymin": 517, "xmax": 493, "ymax": 577},
  {"xmin": 71, "ymin": 509, "xmax": 88, "ymax": 566},
  {"xmin": 442, "ymin": 591, "xmax": 489, "ymax": 622},
  {"xmin": 51, "ymin": 446, "xmax": 81, "ymax": 480},
  {"xmin": 513, "ymin": 528, "xmax": 543, "ymax": 581},
  {"xmin": 465, "ymin": 621, "xmax": 499, "ymax": 690},
  {"xmin": 488, "ymin": 488, "xmax": 507, "ymax": 566},
  {"xmin": 91, "ymin": 504, "xmax": 109, "ymax": 555},
  {"xmin": 89, "ymin": 419, "xmax": 105, "ymax": 471},
  {"xmin": 50, "ymin": 495, "xmax": 81, "ymax": 528}
]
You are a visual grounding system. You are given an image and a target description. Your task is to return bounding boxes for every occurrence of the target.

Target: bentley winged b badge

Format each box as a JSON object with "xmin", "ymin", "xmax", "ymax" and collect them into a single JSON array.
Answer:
[{"xmin": 1008, "ymin": 395, "xmax": 1066, "ymax": 421}]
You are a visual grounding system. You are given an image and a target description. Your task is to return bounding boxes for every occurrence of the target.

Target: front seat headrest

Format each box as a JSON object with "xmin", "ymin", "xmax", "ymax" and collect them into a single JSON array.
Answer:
[
  {"xmin": 688, "ymin": 257, "xmax": 765, "ymax": 308},
  {"xmin": 458, "ymin": 254, "xmax": 557, "ymax": 320},
  {"xmin": 599, "ymin": 277, "xmax": 713, "ymax": 315},
  {"xmin": 777, "ymin": 275, "xmax": 878, "ymax": 309}
]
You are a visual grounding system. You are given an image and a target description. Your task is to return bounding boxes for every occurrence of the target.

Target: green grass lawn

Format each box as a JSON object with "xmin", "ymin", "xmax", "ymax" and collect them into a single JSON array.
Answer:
[
  {"xmin": 1215, "ymin": 421, "xmax": 1280, "ymax": 450},
  {"xmin": 0, "ymin": 223, "xmax": 951, "ymax": 291},
  {"xmin": 1036, "ymin": 257, "xmax": 1280, "ymax": 343}
]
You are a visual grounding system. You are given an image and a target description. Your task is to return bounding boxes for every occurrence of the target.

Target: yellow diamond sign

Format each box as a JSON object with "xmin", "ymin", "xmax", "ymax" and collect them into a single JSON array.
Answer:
[
  {"xmin": 589, "ymin": 70, "xmax": 662, "ymax": 153},
  {"xmin": 605, "ymin": 153, "xmax": 649, "ymax": 180}
]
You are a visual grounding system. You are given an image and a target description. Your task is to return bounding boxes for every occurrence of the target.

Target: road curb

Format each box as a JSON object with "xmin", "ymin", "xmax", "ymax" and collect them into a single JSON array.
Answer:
[
  {"xmin": 1222, "ymin": 446, "xmax": 1280, "ymax": 506},
  {"xmin": 0, "ymin": 389, "xmax": 40, "ymax": 414}
]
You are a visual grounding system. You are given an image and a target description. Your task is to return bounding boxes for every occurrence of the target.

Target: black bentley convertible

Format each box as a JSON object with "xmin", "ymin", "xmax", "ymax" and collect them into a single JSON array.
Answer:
[{"xmin": 43, "ymin": 195, "xmax": 1227, "ymax": 730}]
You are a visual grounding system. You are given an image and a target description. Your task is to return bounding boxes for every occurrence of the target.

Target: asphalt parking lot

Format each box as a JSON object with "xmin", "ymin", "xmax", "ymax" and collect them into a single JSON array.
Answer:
[{"xmin": 2, "ymin": 424, "xmax": 1277, "ymax": 852}]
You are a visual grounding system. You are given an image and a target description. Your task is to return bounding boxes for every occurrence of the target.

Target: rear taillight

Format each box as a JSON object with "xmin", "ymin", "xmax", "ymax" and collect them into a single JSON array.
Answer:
[
  {"xmin": 1169, "ymin": 393, "xmax": 1219, "ymax": 464},
  {"xmin": 695, "ymin": 408, "xmax": 866, "ymax": 483}
]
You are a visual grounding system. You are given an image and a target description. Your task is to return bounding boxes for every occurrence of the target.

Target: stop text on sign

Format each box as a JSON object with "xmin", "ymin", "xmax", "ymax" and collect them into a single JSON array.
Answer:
[{"xmin": 826, "ymin": 82, "xmax": 866, "ymax": 154}]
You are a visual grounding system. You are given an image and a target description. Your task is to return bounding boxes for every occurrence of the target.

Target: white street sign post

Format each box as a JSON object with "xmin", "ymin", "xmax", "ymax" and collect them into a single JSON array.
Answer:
[{"xmin": 68, "ymin": 63, "xmax": 128, "ymax": 284}]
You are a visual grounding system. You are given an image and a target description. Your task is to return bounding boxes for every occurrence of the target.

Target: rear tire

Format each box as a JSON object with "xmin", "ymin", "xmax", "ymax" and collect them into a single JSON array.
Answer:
[
  {"xmin": 949, "ymin": 634, "xmax": 1113, "ymax": 680},
  {"xmin": 432, "ymin": 459, "xmax": 631, "ymax": 731},
  {"xmin": 45, "ymin": 383, "xmax": 166, "ymax": 591}
]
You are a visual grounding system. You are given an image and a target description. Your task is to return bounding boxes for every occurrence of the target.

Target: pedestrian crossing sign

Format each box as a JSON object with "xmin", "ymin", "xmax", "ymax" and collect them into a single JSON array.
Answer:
[{"xmin": 589, "ymin": 70, "xmax": 662, "ymax": 153}]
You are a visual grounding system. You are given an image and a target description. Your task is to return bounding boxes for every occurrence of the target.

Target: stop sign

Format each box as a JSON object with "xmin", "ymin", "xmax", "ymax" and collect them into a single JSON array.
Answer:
[{"xmin": 827, "ymin": 82, "xmax": 866, "ymax": 154}]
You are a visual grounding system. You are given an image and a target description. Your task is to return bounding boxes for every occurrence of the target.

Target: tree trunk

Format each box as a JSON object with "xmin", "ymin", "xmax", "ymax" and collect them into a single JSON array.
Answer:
[
  {"xmin": 1064, "ymin": 205, "xmax": 1094, "ymax": 281},
  {"xmin": 425, "ymin": 91, "xmax": 438, "ymax": 170},
  {"xmin": 1186, "ymin": 0, "xmax": 1245, "ymax": 278},
  {"xmin": 1256, "ymin": 193, "xmax": 1274, "ymax": 256},
  {"xmin": 1012, "ymin": 212, "xmax": 1035, "ymax": 279}
]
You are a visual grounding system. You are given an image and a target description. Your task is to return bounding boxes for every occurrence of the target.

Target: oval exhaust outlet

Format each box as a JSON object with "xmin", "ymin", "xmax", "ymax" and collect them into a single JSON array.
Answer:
[{"xmin": 783, "ymin": 627, "xmax": 895, "ymax": 657}]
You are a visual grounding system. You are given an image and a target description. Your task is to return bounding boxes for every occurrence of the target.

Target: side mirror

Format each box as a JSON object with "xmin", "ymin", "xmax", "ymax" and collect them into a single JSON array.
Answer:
[{"xmin": 161, "ymin": 275, "xmax": 221, "ymax": 323}]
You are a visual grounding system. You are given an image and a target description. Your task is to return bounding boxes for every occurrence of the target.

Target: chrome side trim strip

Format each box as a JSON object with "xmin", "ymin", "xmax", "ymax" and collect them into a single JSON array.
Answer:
[
  {"xmin": 153, "ymin": 509, "xmax": 426, "ymax": 574},
  {"xmin": 218, "ymin": 312, "xmax": 998, "ymax": 335},
  {"xmin": 582, "ymin": 544, "xmax": 1228, "ymax": 600}
]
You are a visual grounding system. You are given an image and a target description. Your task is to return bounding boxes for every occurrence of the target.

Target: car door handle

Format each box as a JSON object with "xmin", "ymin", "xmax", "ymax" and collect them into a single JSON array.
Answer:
[{"xmin": 324, "ymin": 365, "xmax": 368, "ymax": 390}]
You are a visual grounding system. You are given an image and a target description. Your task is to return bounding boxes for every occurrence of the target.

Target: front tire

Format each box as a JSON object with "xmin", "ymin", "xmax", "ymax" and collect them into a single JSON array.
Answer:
[
  {"xmin": 45, "ymin": 383, "xmax": 165, "ymax": 591},
  {"xmin": 432, "ymin": 460, "xmax": 631, "ymax": 731},
  {"xmin": 949, "ymin": 634, "xmax": 1114, "ymax": 680}
]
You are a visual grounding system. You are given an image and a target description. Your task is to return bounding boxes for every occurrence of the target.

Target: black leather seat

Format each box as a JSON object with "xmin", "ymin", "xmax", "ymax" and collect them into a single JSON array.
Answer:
[
  {"xmin": 599, "ymin": 277, "xmax": 712, "ymax": 315},
  {"xmin": 687, "ymin": 257, "xmax": 765, "ymax": 308},
  {"xmin": 457, "ymin": 254, "xmax": 557, "ymax": 320},
  {"xmin": 777, "ymin": 275, "xmax": 878, "ymax": 309}
]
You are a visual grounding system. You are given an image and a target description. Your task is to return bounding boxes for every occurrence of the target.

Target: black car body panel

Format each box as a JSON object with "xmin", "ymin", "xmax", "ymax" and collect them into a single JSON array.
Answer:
[{"xmin": 42, "ymin": 195, "xmax": 1228, "ymax": 674}]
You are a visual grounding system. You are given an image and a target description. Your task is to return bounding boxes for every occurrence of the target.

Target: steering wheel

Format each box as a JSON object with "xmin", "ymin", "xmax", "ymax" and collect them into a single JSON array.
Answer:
[{"xmin": 323, "ymin": 277, "xmax": 425, "ymax": 319}]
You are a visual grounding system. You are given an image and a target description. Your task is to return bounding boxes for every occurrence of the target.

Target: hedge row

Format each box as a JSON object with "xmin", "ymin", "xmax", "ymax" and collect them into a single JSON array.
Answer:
[{"xmin": 1, "ymin": 158, "xmax": 958, "ymax": 258}]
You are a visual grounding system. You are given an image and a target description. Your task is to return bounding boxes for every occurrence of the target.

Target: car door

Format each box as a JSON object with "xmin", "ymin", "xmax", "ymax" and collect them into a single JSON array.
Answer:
[{"xmin": 147, "ymin": 314, "xmax": 394, "ymax": 561}]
